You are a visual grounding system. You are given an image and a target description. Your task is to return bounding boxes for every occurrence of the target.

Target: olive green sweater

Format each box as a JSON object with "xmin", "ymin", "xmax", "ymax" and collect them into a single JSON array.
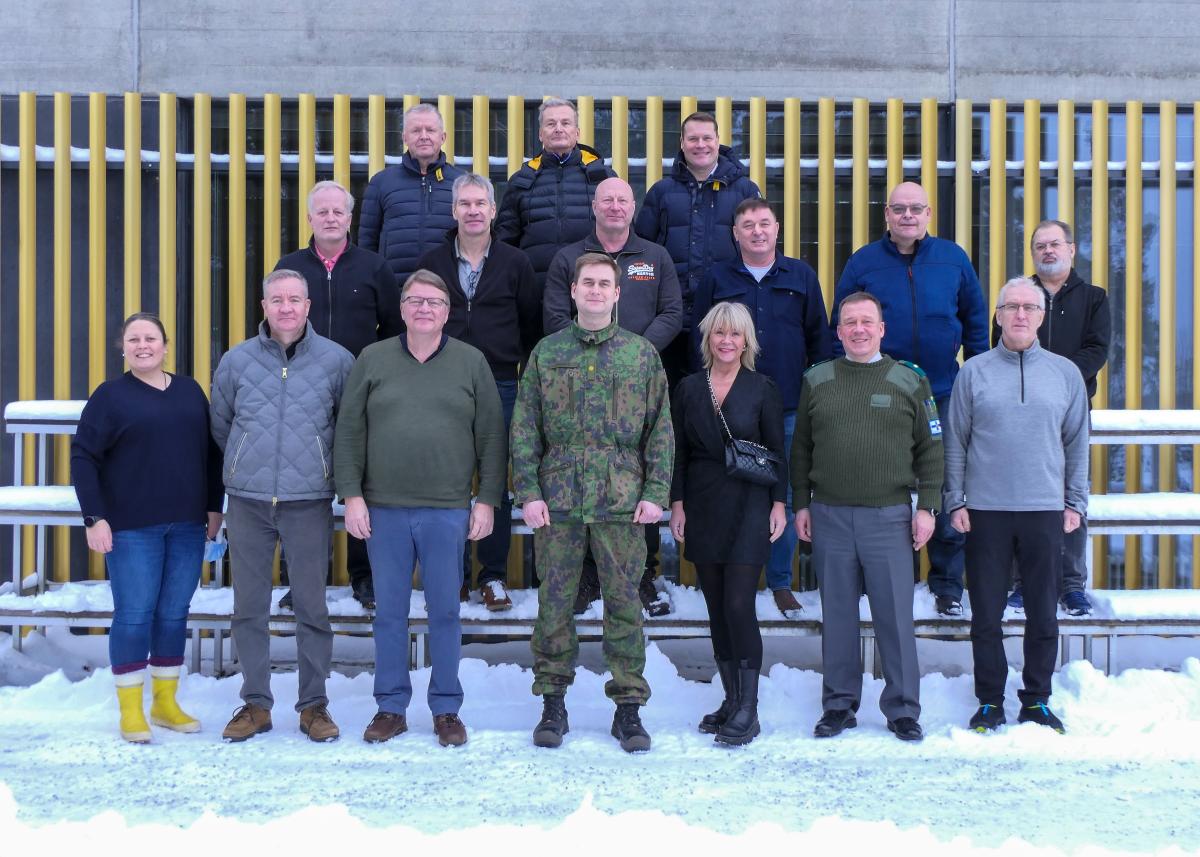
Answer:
[
  {"xmin": 333, "ymin": 336, "xmax": 507, "ymax": 509},
  {"xmin": 790, "ymin": 356, "xmax": 943, "ymax": 510}
]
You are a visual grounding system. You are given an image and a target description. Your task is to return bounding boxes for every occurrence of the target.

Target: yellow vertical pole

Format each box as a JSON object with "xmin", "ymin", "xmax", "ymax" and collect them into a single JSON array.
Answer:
[
  {"xmin": 263, "ymin": 94, "xmax": 281, "ymax": 273},
  {"xmin": 124, "ymin": 92, "xmax": 141, "ymax": 317},
  {"xmin": 988, "ymin": 99, "xmax": 1006, "ymax": 308},
  {"xmin": 955, "ymin": 99, "xmax": 973, "ymax": 257},
  {"xmin": 817, "ymin": 98, "xmax": 835, "ymax": 312},
  {"xmin": 1057, "ymin": 100, "xmax": 1075, "ymax": 227},
  {"xmin": 680, "ymin": 97, "xmax": 698, "ymax": 126},
  {"xmin": 193, "ymin": 93, "xmax": 212, "ymax": 394},
  {"xmin": 921, "ymin": 98, "xmax": 938, "ymax": 234},
  {"xmin": 886, "ymin": 97, "xmax": 904, "ymax": 190},
  {"xmin": 472, "ymin": 95, "xmax": 489, "ymax": 175},
  {"xmin": 1091, "ymin": 100, "xmax": 1110, "ymax": 586},
  {"xmin": 782, "ymin": 98, "xmax": 801, "ymax": 258},
  {"xmin": 645, "ymin": 96, "xmax": 663, "ymax": 188},
  {"xmin": 507, "ymin": 96, "xmax": 525, "ymax": 177},
  {"xmin": 403, "ymin": 94, "xmax": 419, "ymax": 116},
  {"xmin": 228, "ymin": 93, "xmax": 247, "ymax": 347},
  {"xmin": 1157, "ymin": 102, "xmax": 1177, "ymax": 589},
  {"xmin": 18, "ymin": 92, "xmax": 36, "ymax": 575},
  {"xmin": 1023, "ymin": 100, "xmax": 1041, "ymax": 274},
  {"xmin": 159, "ymin": 94, "xmax": 177, "ymax": 364},
  {"xmin": 851, "ymin": 98, "xmax": 870, "ymax": 251},
  {"xmin": 297, "ymin": 93, "xmax": 316, "ymax": 245},
  {"xmin": 438, "ymin": 94, "xmax": 456, "ymax": 165},
  {"xmin": 715, "ymin": 97, "xmax": 733, "ymax": 148},
  {"xmin": 748, "ymin": 96, "xmax": 766, "ymax": 196},
  {"xmin": 332, "ymin": 93, "xmax": 351, "ymax": 190},
  {"xmin": 576, "ymin": 95, "xmax": 594, "ymax": 149},
  {"xmin": 1124, "ymin": 101, "xmax": 1144, "ymax": 589},
  {"xmin": 88, "ymin": 93, "xmax": 107, "ymax": 395},
  {"xmin": 366, "ymin": 94, "xmax": 386, "ymax": 179},
  {"xmin": 53, "ymin": 93, "xmax": 71, "ymax": 584},
  {"xmin": 610, "ymin": 95, "xmax": 629, "ymax": 181}
]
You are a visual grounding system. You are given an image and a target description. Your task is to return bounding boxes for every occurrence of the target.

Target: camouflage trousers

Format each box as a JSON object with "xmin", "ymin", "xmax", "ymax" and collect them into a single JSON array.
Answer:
[{"xmin": 531, "ymin": 520, "xmax": 650, "ymax": 704}]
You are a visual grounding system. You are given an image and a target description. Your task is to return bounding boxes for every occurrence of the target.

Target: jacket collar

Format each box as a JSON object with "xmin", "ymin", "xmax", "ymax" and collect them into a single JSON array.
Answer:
[
  {"xmin": 401, "ymin": 150, "xmax": 450, "ymax": 179},
  {"xmin": 1031, "ymin": 268, "xmax": 1084, "ymax": 297},
  {"xmin": 995, "ymin": 336, "xmax": 1042, "ymax": 361},
  {"xmin": 571, "ymin": 318, "xmax": 620, "ymax": 345},
  {"xmin": 669, "ymin": 145, "xmax": 747, "ymax": 186},
  {"xmin": 583, "ymin": 230, "xmax": 645, "ymax": 255},
  {"xmin": 257, "ymin": 320, "xmax": 315, "ymax": 355},
  {"xmin": 882, "ymin": 231, "xmax": 928, "ymax": 258}
]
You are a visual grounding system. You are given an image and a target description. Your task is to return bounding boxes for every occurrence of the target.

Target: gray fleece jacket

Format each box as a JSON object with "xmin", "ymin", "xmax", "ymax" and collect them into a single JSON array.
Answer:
[
  {"xmin": 943, "ymin": 338, "xmax": 1089, "ymax": 514},
  {"xmin": 211, "ymin": 321, "xmax": 354, "ymax": 502}
]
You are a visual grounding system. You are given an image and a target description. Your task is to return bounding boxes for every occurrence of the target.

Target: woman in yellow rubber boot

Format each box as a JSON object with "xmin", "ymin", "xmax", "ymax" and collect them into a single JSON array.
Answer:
[{"xmin": 72, "ymin": 313, "xmax": 225, "ymax": 742}]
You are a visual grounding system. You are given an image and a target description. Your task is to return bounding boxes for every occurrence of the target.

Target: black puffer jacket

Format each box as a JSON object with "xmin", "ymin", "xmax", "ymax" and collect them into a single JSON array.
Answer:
[
  {"xmin": 494, "ymin": 143, "xmax": 615, "ymax": 286},
  {"xmin": 357, "ymin": 151, "xmax": 465, "ymax": 284}
]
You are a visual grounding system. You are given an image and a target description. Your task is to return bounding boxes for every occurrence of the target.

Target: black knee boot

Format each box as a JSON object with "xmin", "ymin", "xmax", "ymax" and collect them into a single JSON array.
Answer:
[
  {"xmin": 715, "ymin": 662, "xmax": 760, "ymax": 745},
  {"xmin": 699, "ymin": 659, "xmax": 739, "ymax": 734}
]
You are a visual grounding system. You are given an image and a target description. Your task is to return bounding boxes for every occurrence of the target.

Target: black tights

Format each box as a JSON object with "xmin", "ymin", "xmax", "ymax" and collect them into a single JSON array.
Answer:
[{"xmin": 695, "ymin": 563, "xmax": 763, "ymax": 669}]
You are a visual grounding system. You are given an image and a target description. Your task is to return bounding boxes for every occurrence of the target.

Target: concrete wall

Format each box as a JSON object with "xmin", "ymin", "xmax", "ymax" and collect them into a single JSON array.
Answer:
[{"xmin": 3, "ymin": 0, "xmax": 1200, "ymax": 101}]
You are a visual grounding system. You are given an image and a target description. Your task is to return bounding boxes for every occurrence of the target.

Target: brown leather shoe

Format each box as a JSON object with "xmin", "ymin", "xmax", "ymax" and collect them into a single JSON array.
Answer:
[
  {"xmin": 433, "ymin": 712, "xmax": 468, "ymax": 747},
  {"xmin": 299, "ymin": 704, "xmax": 340, "ymax": 742},
  {"xmin": 479, "ymin": 580, "xmax": 513, "ymax": 612},
  {"xmin": 362, "ymin": 710, "xmax": 408, "ymax": 744},
  {"xmin": 773, "ymin": 588, "xmax": 804, "ymax": 620},
  {"xmin": 222, "ymin": 703, "xmax": 272, "ymax": 742}
]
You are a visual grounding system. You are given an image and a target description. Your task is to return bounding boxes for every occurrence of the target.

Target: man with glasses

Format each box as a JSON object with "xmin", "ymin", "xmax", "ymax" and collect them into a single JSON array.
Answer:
[
  {"xmin": 417, "ymin": 174, "xmax": 541, "ymax": 611},
  {"xmin": 992, "ymin": 220, "xmax": 1110, "ymax": 617},
  {"xmin": 834, "ymin": 181, "xmax": 989, "ymax": 617},
  {"xmin": 946, "ymin": 277, "xmax": 1089, "ymax": 733}
]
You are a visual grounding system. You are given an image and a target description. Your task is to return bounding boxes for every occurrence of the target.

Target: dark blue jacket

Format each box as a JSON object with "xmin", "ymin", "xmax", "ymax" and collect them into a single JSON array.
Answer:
[
  {"xmin": 692, "ymin": 254, "xmax": 833, "ymax": 411},
  {"xmin": 494, "ymin": 143, "xmax": 615, "ymax": 287},
  {"xmin": 834, "ymin": 233, "xmax": 988, "ymax": 401},
  {"xmin": 357, "ymin": 151, "xmax": 466, "ymax": 285},
  {"xmin": 634, "ymin": 146, "xmax": 760, "ymax": 319}
]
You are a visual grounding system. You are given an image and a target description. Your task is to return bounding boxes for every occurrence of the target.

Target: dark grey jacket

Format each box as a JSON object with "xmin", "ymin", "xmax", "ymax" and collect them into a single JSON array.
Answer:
[{"xmin": 211, "ymin": 321, "xmax": 354, "ymax": 502}]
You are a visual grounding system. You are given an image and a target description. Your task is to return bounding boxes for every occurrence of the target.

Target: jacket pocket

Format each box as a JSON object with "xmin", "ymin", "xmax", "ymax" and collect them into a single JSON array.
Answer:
[
  {"xmin": 226, "ymin": 432, "xmax": 249, "ymax": 480},
  {"xmin": 605, "ymin": 455, "xmax": 644, "ymax": 515},
  {"xmin": 607, "ymin": 367, "xmax": 646, "ymax": 439},
  {"xmin": 538, "ymin": 459, "xmax": 579, "ymax": 513},
  {"xmin": 315, "ymin": 434, "xmax": 331, "ymax": 481}
]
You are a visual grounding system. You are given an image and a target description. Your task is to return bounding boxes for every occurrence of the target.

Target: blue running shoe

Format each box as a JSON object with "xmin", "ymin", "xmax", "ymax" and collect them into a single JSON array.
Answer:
[
  {"xmin": 1061, "ymin": 590, "xmax": 1092, "ymax": 616},
  {"xmin": 969, "ymin": 703, "xmax": 1006, "ymax": 732},
  {"xmin": 1006, "ymin": 586, "xmax": 1024, "ymax": 611}
]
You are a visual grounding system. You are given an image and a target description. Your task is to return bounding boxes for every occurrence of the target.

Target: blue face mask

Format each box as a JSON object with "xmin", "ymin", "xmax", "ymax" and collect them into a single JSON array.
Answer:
[{"xmin": 204, "ymin": 535, "xmax": 228, "ymax": 563}]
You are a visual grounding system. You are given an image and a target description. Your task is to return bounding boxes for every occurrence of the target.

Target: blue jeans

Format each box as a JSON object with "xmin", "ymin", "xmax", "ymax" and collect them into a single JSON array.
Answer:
[
  {"xmin": 368, "ymin": 506, "xmax": 469, "ymax": 715},
  {"xmin": 766, "ymin": 410, "xmax": 798, "ymax": 591},
  {"xmin": 470, "ymin": 379, "xmax": 517, "ymax": 587},
  {"xmin": 926, "ymin": 395, "xmax": 966, "ymax": 599},
  {"xmin": 106, "ymin": 521, "xmax": 206, "ymax": 674}
]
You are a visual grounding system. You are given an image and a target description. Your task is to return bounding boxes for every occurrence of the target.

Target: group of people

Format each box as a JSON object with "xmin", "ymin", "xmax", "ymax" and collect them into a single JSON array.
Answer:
[{"xmin": 71, "ymin": 97, "xmax": 1110, "ymax": 751}]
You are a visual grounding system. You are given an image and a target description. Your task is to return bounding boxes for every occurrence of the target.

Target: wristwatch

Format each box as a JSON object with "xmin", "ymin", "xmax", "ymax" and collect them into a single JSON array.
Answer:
[{"xmin": 83, "ymin": 516, "xmax": 103, "ymax": 528}]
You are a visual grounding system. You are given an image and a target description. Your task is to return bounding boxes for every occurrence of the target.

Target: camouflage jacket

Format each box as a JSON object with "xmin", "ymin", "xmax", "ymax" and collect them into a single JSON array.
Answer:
[{"xmin": 511, "ymin": 320, "xmax": 673, "ymax": 523}]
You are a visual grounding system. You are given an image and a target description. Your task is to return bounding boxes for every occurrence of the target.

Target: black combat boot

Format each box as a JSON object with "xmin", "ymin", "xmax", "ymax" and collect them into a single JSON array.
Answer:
[
  {"xmin": 532, "ymin": 694, "xmax": 569, "ymax": 748},
  {"xmin": 698, "ymin": 659, "xmax": 739, "ymax": 734},
  {"xmin": 714, "ymin": 662, "xmax": 760, "ymax": 746},
  {"xmin": 611, "ymin": 702, "xmax": 651, "ymax": 753}
]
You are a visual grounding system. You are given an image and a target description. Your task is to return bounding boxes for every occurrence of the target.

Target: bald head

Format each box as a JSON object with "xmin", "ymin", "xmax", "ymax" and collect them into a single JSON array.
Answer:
[
  {"xmin": 884, "ymin": 181, "xmax": 932, "ymax": 252},
  {"xmin": 593, "ymin": 176, "xmax": 636, "ymax": 238}
]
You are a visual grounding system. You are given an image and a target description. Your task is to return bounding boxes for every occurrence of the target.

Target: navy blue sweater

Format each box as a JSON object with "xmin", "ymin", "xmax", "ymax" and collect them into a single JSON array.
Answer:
[{"xmin": 71, "ymin": 373, "xmax": 224, "ymax": 532}]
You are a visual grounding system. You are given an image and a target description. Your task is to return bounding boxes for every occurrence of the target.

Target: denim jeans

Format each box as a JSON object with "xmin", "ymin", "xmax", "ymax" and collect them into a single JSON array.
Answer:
[
  {"xmin": 470, "ymin": 378, "xmax": 517, "ymax": 588},
  {"xmin": 766, "ymin": 410, "xmax": 798, "ymax": 591},
  {"xmin": 106, "ymin": 521, "xmax": 206, "ymax": 674}
]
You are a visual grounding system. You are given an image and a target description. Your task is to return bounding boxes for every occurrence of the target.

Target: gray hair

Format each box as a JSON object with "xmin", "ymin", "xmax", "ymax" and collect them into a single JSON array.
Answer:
[
  {"xmin": 263, "ymin": 268, "xmax": 308, "ymax": 299},
  {"xmin": 452, "ymin": 173, "xmax": 496, "ymax": 207},
  {"xmin": 402, "ymin": 103, "xmax": 444, "ymax": 133},
  {"xmin": 306, "ymin": 179, "xmax": 354, "ymax": 214},
  {"xmin": 402, "ymin": 269, "xmax": 451, "ymax": 299},
  {"xmin": 997, "ymin": 276, "xmax": 1044, "ymax": 310},
  {"xmin": 538, "ymin": 97, "xmax": 578, "ymax": 128},
  {"xmin": 698, "ymin": 302, "xmax": 760, "ymax": 372},
  {"xmin": 1030, "ymin": 219, "xmax": 1074, "ymax": 250}
]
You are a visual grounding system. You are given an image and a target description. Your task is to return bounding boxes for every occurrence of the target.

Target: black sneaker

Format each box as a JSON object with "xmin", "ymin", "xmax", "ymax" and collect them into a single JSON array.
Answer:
[
  {"xmin": 639, "ymin": 575, "xmax": 671, "ymax": 617},
  {"xmin": 573, "ymin": 575, "xmax": 601, "ymax": 615},
  {"xmin": 969, "ymin": 703, "xmax": 1006, "ymax": 732},
  {"xmin": 935, "ymin": 595, "xmax": 963, "ymax": 617},
  {"xmin": 887, "ymin": 716, "xmax": 924, "ymax": 742},
  {"xmin": 533, "ymin": 694, "xmax": 569, "ymax": 748},
  {"xmin": 1017, "ymin": 701, "xmax": 1066, "ymax": 733},
  {"xmin": 813, "ymin": 708, "xmax": 857, "ymax": 738},
  {"xmin": 1061, "ymin": 590, "xmax": 1092, "ymax": 616},
  {"xmin": 351, "ymin": 577, "xmax": 375, "ymax": 610},
  {"xmin": 278, "ymin": 589, "xmax": 294, "ymax": 612},
  {"xmin": 611, "ymin": 702, "xmax": 651, "ymax": 753}
]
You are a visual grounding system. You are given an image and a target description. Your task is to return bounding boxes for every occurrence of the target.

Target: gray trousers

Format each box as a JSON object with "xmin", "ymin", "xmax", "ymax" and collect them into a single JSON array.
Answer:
[
  {"xmin": 811, "ymin": 501, "xmax": 921, "ymax": 721},
  {"xmin": 226, "ymin": 496, "xmax": 333, "ymax": 712}
]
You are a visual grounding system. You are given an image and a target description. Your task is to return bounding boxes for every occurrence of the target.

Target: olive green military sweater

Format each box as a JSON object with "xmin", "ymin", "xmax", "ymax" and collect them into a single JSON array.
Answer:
[
  {"xmin": 790, "ymin": 356, "xmax": 943, "ymax": 510},
  {"xmin": 333, "ymin": 335, "xmax": 506, "ymax": 509}
]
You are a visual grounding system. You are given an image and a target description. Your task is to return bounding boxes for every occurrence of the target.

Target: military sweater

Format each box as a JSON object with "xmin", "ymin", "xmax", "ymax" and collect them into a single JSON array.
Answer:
[
  {"xmin": 790, "ymin": 356, "xmax": 943, "ymax": 510},
  {"xmin": 510, "ymin": 319, "xmax": 673, "ymax": 523}
]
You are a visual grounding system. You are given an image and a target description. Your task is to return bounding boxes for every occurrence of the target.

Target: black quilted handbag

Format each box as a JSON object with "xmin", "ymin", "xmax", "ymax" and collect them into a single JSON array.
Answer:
[{"xmin": 707, "ymin": 374, "xmax": 781, "ymax": 487}]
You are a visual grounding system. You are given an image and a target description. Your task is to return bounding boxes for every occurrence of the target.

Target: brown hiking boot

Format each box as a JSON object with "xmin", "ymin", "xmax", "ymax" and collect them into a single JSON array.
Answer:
[
  {"xmin": 433, "ymin": 712, "xmax": 468, "ymax": 747},
  {"xmin": 773, "ymin": 588, "xmax": 804, "ymax": 620},
  {"xmin": 479, "ymin": 580, "xmax": 513, "ymax": 612},
  {"xmin": 362, "ymin": 710, "xmax": 408, "ymax": 744},
  {"xmin": 222, "ymin": 703, "xmax": 272, "ymax": 742},
  {"xmin": 299, "ymin": 704, "xmax": 340, "ymax": 742}
]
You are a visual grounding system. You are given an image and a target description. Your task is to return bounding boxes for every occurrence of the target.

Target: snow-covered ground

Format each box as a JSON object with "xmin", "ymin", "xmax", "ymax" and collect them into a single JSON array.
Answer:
[{"xmin": 2, "ymin": 621, "xmax": 1199, "ymax": 855}]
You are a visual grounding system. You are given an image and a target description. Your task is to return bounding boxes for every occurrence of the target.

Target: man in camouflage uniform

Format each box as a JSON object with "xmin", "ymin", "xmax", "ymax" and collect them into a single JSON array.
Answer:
[{"xmin": 511, "ymin": 252, "xmax": 673, "ymax": 753}]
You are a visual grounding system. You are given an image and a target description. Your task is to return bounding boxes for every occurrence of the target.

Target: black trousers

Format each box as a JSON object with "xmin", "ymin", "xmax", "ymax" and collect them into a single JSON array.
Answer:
[{"xmin": 966, "ymin": 509, "xmax": 1063, "ymax": 706}]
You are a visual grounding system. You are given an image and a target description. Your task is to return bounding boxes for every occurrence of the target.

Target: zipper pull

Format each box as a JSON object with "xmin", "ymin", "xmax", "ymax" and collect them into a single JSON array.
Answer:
[
  {"xmin": 282, "ymin": 367, "xmax": 288, "ymax": 379},
  {"xmin": 272, "ymin": 496, "xmax": 278, "ymax": 507}
]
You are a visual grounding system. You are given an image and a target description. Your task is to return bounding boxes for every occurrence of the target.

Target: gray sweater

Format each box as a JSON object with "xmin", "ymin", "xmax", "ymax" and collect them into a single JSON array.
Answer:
[{"xmin": 943, "ymin": 339, "xmax": 1089, "ymax": 514}]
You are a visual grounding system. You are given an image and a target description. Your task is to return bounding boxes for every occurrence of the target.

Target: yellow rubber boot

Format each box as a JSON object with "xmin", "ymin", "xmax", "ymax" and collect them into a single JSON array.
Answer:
[
  {"xmin": 149, "ymin": 666, "xmax": 201, "ymax": 733},
  {"xmin": 115, "ymin": 671, "xmax": 152, "ymax": 743}
]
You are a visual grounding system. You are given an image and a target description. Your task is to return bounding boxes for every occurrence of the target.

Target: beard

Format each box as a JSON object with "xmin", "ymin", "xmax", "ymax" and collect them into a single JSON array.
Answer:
[{"xmin": 1035, "ymin": 256, "xmax": 1071, "ymax": 281}]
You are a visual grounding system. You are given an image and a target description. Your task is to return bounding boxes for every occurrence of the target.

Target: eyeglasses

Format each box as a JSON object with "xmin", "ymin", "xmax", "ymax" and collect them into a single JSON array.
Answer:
[
  {"xmin": 1033, "ymin": 240, "xmax": 1072, "ymax": 252},
  {"xmin": 887, "ymin": 203, "xmax": 928, "ymax": 216},
  {"xmin": 402, "ymin": 296, "xmax": 449, "ymax": 309},
  {"xmin": 998, "ymin": 302, "xmax": 1044, "ymax": 315}
]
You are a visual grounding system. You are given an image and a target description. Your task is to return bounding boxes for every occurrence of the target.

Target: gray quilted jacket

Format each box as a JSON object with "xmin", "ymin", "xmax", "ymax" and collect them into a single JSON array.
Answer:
[{"xmin": 211, "ymin": 321, "xmax": 354, "ymax": 502}]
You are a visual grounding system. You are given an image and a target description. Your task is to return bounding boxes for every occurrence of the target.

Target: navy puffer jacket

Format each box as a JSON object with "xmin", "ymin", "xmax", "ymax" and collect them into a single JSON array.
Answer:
[{"xmin": 358, "ymin": 151, "xmax": 465, "ymax": 285}]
